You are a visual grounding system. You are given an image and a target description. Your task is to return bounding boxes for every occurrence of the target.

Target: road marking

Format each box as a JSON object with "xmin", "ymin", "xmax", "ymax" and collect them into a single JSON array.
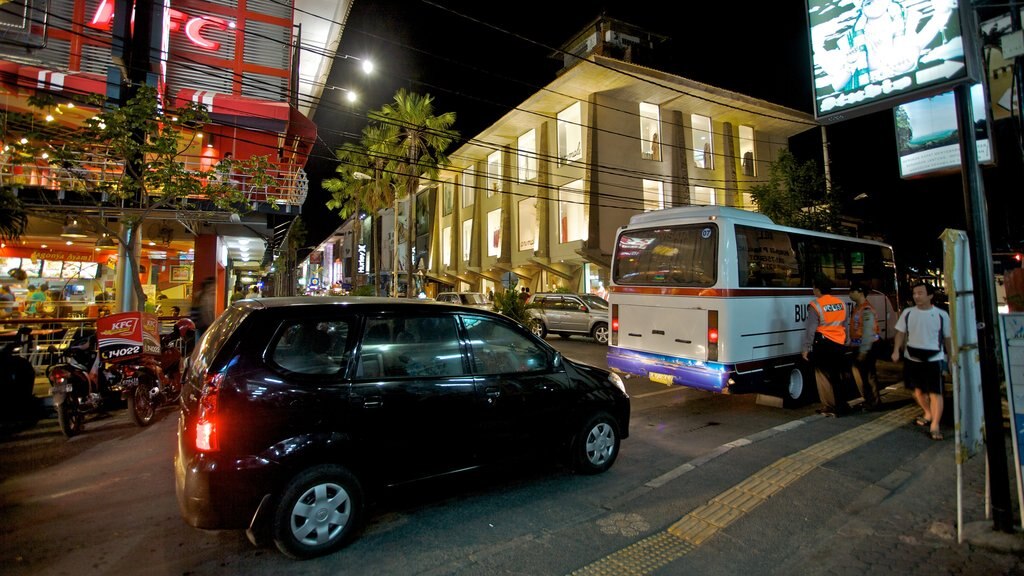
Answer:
[{"xmin": 570, "ymin": 403, "xmax": 918, "ymax": 575}]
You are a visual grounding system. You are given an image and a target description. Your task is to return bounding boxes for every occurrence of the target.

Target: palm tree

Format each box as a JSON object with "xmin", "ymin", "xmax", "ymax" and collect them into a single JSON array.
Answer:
[
  {"xmin": 369, "ymin": 89, "xmax": 457, "ymax": 297},
  {"xmin": 325, "ymin": 123, "xmax": 399, "ymax": 295},
  {"xmin": 0, "ymin": 189, "xmax": 28, "ymax": 241}
]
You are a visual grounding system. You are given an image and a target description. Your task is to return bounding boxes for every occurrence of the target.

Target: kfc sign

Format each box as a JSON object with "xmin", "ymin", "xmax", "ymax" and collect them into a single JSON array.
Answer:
[{"xmin": 89, "ymin": 0, "xmax": 235, "ymax": 51}]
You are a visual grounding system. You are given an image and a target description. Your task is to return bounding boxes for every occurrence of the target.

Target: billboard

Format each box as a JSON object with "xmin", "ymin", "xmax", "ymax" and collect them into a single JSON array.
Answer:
[
  {"xmin": 894, "ymin": 83, "xmax": 993, "ymax": 178},
  {"xmin": 807, "ymin": 0, "xmax": 978, "ymax": 123}
]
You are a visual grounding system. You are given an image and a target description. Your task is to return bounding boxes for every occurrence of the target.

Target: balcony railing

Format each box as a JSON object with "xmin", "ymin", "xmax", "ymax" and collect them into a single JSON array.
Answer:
[{"xmin": 0, "ymin": 152, "xmax": 308, "ymax": 207}]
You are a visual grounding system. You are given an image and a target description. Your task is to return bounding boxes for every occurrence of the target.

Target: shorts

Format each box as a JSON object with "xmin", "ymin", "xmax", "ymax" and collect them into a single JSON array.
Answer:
[{"xmin": 903, "ymin": 359, "xmax": 943, "ymax": 394}]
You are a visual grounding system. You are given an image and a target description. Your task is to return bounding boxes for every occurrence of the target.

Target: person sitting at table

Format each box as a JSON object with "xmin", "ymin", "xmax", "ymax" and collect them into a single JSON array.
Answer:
[
  {"xmin": 0, "ymin": 284, "xmax": 15, "ymax": 317},
  {"xmin": 26, "ymin": 284, "xmax": 46, "ymax": 316}
]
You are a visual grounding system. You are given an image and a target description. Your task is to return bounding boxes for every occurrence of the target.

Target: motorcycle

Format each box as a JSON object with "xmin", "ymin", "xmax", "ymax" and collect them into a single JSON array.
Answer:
[
  {"xmin": 120, "ymin": 318, "xmax": 196, "ymax": 427},
  {"xmin": 46, "ymin": 330, "xmax": 125, "ymax": 438}
]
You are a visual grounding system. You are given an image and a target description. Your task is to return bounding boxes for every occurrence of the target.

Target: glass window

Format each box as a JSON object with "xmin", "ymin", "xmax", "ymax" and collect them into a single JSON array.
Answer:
[
  {"xmin": 442, "ymin": 226, "xmax": 452, "ymax": 267},
  {"xmin": 739, "ymin": 125, "xmax": 756, "ymax": 177},
  {"xmin": 642, "ymin": 179, "xmax": 664, "ymax": 212},
  {"xmin": 442, "ymin": 179, "xmax": 454, "ymax": 215},
  {"xmin": 692, "ymin": 186, "xmax": 716, "ymax": 206},
  {"xmin": 735, "ymin": 226, "xmax": 800, "ymax": 288},
  {"xmin": 462, "ymin": 167, "xmax": 475, "ymax": 207},
  {"xmin": 518, "ymin": 197, "xmax": 538, "ymax": 252},
  {"xmin": 691, "ymin": 114, "xmax": 713, "ymax": 170},
  {"xmin": 462, "ymin": 219, "xmax": 473, "ymax": 261},
  {"xmin": 557, "ymin": 102, "xmax": 583, "ymax": 165},
  {"xmin": 612, "ymin": 224, "xmax": 718, "ymax": 287},
  {"xmin": 271, "ymin": 319, "xmax": 352, "ymax": 375},
  {"xmin": 517, "ymin": 129, "xmax": 537, "ymax": 182},
  {"xmin": 487, "ymin": 150, "xmax": 502, "ymax": 197},
  {"xmin": 462, "ymin": 315, "xmax": 548, "ymax": 374},
  {"xmin": 358, "ymin": 316, "xmax": 466, "ymax": 378},
  {"xmin": 640, "ymin": 102, "xmax": 661, "ymax": 161},
  {"xmin": 487, "ymin": 208, "xmax": 501, "ymax": 257},
  {"xmin": 558, "ymin": 179, "xmax": 587, "ymax": 243}
]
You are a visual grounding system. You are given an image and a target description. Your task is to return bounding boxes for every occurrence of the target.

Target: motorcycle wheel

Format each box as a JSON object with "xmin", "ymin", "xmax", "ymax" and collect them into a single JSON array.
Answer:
[
  {"xmin": 57, "ymin": 397, "xmax": 84, "ymax": 438},
  {"xmin": 128, "ymin": 384, "xmax": 156, "ymax": 427}
]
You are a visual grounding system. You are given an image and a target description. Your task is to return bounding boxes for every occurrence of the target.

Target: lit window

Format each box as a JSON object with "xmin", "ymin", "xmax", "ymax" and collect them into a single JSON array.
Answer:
[
  {"xmin": 518, "ymin": 197, "xmax": 538, "ymax": 251},
  {"xmin": 462, "ymin": 219, "xmax": 473, "ymax": 261},
  {"xmin": 558, "ymin": 179, "xmax": 587, "ymax": 243},
  {"xmin": 739, "ymin": 125, "xmax": 756, "ymax": 177},
  {"xmin": 642, "ymin": 179, "xmax": 664, "ymax": 211},
  {"xmin": 442, "ymin": 226, "xmax": 452, "ymax": 267},
  {"xmin": 487, "ymin": 150, "xmax": 502, "ymax": 197},
  {"xmin": 557, "ymin": 102, "xmax": 583, "ymax": 165},
  {"xmin": 691, "ymin": 114, "xmax": 713, "ymax": 170},
  {"xmin": 462, "ymin": 167, "xmax": 475, "ymax": 207},
  {"xmin": 517, "ymin": 130, "xmax": 537, "ymax": 182},
  {"xmin": 640, "ymin": 102, "xmax": 661, "ymax": 161},
  {"xmin": 442, "ymin": 180, "xmax": 454, "ymax": 215},
  {"xmin": 692, "ymin": 186, "xmax": 716, "ymax": 206},
  {"xmin": 487, "ymin": 209, "xmax": 502, "ymax": 257}
]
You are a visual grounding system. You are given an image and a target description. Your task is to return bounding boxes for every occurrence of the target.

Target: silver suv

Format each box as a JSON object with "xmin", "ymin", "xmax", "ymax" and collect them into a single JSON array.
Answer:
[
  {"xmin": 527, "ymin": 293, "xmax": 610, "ymax": 344},
  {"xmin": 435, "ymin": 292, "xmax": 493, "ymax": 311}
]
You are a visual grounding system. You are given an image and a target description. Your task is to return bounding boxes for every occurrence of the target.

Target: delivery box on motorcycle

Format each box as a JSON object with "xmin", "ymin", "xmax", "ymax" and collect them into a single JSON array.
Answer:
[{"xmin": 97, "ymin": 312, "xmax": 161, "ymax": 362}]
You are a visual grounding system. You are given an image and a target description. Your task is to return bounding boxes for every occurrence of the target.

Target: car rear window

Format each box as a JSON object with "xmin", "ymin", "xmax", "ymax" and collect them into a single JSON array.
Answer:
[{"xmin": 187, "ymin": 305, "xmax": 251, "ymax": 396}]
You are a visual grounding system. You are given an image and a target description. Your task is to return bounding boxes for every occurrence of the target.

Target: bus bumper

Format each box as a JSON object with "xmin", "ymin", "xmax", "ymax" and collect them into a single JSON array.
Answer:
[{"xmin": 607, "ymin": 346, "xmax": 733, "ymax": 394}]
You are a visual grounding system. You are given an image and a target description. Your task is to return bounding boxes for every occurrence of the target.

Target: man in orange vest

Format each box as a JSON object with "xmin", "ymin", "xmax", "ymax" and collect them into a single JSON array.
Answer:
[
  {"xmin": 802, "ymin": 276, "xmax": 850, "ymax": 416},
  {"xmin": 848, "ymin": 284, "xmax": 882, "ymax": 410}
]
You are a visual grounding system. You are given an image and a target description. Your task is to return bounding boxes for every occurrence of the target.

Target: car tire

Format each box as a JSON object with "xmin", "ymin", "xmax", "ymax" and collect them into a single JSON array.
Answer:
[
  {"xmin": 591, "ymin": 322, "xmax": 609, "ymax": 344},
  {"xmin": 530, "ymin": 319, "xmax": 547, "ymax": 339},
  {"xmin": 571, "ymin": 411, "xmax": 620, "ymax": 475},
  {"xmin": 272, "ymin": 464, "xmax": 364, "ymax": 559}
]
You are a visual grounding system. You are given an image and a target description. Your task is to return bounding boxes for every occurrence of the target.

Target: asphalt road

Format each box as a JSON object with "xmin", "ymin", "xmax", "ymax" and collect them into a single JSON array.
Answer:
[{"xmin": 0, "ymin": 335, "xmax": 835, "ymax": 575}]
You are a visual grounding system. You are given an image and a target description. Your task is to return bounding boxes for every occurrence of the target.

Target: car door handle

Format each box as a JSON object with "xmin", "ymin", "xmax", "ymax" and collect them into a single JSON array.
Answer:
[
  {"xmin": 484, "ymin": 386, "xmax": 501, "ymax": 397},
  {"xmin": 353, "ymin": 395, "xmax": 383, "ymax": 408}
]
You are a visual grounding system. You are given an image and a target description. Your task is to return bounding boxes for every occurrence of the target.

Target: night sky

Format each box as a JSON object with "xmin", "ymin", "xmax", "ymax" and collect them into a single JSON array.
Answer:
[{"xmin": 300, "ymin": 0, "xmax": 1022, "ymax": 273}]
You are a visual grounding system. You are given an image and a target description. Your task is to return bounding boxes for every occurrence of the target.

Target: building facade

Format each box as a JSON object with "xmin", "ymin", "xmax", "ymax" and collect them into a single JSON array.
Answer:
[{"xmin": 325, "ymin": 18, "xmax": 818, "ymax": 299}]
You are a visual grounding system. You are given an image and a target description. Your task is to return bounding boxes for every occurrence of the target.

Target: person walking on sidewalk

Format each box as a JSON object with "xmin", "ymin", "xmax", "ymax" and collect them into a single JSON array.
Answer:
[
  {"xmin": 849, "ymin": 284, "xmax": 882, "ymax": 410},
  {"xmin": 891, "ymin": 282, "xmax": 954, "ymax": 440},
  {"xmin": 802, "ymin": 276, "xmax": 850, "ymax": 417}
]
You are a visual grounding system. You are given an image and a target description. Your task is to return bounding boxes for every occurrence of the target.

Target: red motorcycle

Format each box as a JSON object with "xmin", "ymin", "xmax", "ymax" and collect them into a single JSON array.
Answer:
[{"xmin": 120, "ymin": 319, "xmax": 195, "ymax": 427}]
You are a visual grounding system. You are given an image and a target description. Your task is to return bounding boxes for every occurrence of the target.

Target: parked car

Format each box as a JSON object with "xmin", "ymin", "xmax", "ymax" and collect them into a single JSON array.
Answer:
[
  {"xmin": 435, "ymin": 291, "xmax": 493, "ymax": 311},
  {"xmin": 175, "ymin": 297, "xmax": 629, "ymax": 559},
  {"xmin": 526, "ymin": 293, "xmax": 610, "ymax": 344}
]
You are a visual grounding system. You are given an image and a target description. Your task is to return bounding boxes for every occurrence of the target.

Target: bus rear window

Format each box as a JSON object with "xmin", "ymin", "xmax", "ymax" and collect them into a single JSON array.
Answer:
[{"xmin": 612, "ymin": 225, "xmax": 717, "ymax": 286}]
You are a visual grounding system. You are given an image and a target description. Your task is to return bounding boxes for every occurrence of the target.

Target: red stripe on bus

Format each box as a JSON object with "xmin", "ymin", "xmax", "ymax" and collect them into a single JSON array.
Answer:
[{"xmin": 609, "ymin": 286, "xmax": 816, "ymax": 297}]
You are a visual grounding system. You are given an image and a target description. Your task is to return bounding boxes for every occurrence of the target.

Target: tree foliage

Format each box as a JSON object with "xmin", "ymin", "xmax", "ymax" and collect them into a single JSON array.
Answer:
[
  {"xmin": 749, "ymin": 149, "xmax": 840, "ymax": 232},
  {"xmin": 0, "ymin": 189, "xmax": 27, "ymax": 241},
  {"xmin": 325, "ymin": 89, "xmax": 457, "ymax": 297},
  {"xmin": 19, "ymin": 86, "xmax": 268, "ymax": 309}
]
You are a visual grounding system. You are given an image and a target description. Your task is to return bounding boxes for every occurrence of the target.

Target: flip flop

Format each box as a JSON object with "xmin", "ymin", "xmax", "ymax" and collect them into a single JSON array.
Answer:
[
  {"xmin": 914, "ymin": 417, "xmax": 931, "ymax": 427},
  {"xmin": 930, "ymin": 430, "xmax": 944, "ymax": 441}
]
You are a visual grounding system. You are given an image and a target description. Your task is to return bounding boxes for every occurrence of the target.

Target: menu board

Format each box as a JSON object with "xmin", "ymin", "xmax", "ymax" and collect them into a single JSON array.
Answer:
[
  {"xmin": 61, "ymin": 262, "xmax": 82, "ymax": 279},
  {"xmin": 42, "ymin": 260, "xmax": 63, "ymax": 278}
]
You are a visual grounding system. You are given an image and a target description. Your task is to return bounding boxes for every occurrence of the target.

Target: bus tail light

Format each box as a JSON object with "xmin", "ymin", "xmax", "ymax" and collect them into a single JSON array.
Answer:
[
  {"xmin": 707, "ymin": 310, "xmax": 719, "ymax": 361},
  {"xmin": 611, "ymin": 304, "xmax": 618, "ymax": 346}
]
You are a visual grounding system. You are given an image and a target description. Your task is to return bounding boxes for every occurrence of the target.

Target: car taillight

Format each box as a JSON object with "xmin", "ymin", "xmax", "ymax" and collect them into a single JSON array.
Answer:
[
  {"xmin": 195, "ymin": 372, "xmax": 223, "ymax": 452},
  {"xmin": 611, "ymin": 304, "xmax": 618, "ymax": 346},
  {"xmin": 707, "ymin": 310, "xmax": 719, "ymax": 362}
]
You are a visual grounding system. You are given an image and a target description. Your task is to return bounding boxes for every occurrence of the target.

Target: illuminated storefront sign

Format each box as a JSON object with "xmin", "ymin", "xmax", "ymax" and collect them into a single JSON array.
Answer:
[{"xmin": 88, "ymin": 0, "xmax": 235, "ymax": 51}]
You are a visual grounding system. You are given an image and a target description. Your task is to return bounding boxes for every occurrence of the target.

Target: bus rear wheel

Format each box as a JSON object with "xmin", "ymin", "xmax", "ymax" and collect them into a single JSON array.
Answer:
[{"xmin": 781, "ymin": 365, "xmax": 815, "ymax": 408}]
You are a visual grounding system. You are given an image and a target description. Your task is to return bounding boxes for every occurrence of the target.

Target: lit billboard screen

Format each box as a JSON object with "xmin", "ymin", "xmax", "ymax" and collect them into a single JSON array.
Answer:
[
  {"xmin": 894, "ymin": 83, "xmax": 992, "ymax": 178},
  {"xmin": 807, "ymin": 0, "xmax": 974, "ymax": 123}
]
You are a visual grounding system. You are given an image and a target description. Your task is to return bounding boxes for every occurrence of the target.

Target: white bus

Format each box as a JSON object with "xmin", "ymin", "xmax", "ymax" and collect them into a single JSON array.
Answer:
[{"xmin": 607, "ymin": 206, "xmax": 898, "ymax": 405}]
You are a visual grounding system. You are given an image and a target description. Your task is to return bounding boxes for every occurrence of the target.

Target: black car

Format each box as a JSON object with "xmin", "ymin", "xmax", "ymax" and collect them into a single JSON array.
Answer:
[{"xmin": 175, "ymin": 297, "xmax": 629, "ymax": 559}]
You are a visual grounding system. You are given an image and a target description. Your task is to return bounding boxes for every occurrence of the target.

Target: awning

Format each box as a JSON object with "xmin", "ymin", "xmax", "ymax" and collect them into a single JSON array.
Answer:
[
  {"xmin": 17, "ymin": 65, "xmax": 107, "ymax": 97},
  {"xmin": 174, "ymin": 88, "xmax": 289, "ymax": 132},
  {"xmin": 174, "ymin": 88, "xmax": 317, "ymax": 155}
]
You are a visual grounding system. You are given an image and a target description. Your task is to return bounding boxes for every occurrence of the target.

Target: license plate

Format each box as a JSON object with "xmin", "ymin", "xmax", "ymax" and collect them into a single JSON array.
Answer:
[
  {"xmin": 121, "ymin": 377, "xmax": 139, "ymax": 387},
  {"xmin": 51, "ymin": 383, "xmax": 73, "ymax": 393},
  {"xmin": 648, "ymin": 372, "xmax": 674, "ymax": 385}
]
